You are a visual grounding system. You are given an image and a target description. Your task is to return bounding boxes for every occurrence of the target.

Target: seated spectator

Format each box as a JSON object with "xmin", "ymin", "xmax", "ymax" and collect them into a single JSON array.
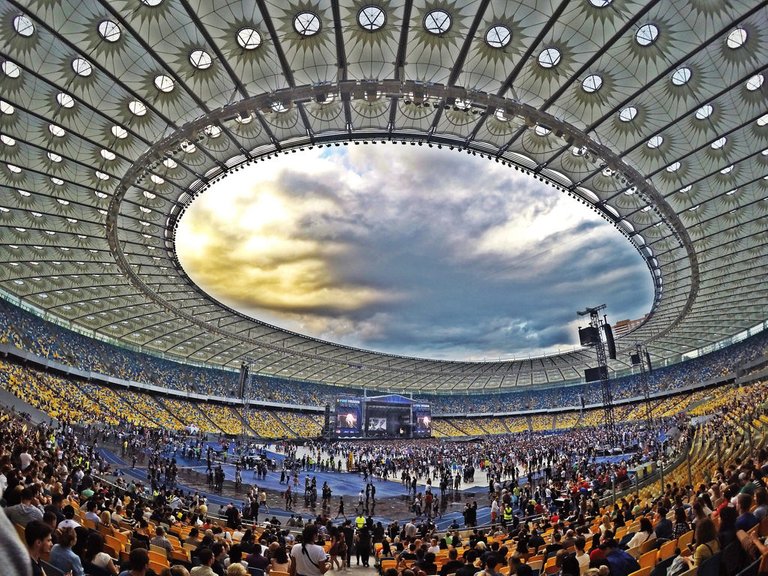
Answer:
[
  {"xmin": 680, "ymin": 518, "xmax": 720, "ymax": 571},
  {"xmin": 735, "ymin": 493, "xmax": 759, "ymax": 532},
  {"xmin": 150, "ymin": 526, "xmax": 173, "ymax": 556},
  {"xmin": 719, "ymin": 506, "xmax": 738, "ymax": 548},
  {"xmin": 119, "ymin": 547, "xmax": 150, "ymax": 576},
  {"xmin": 604, "ymin": 539, "xmax": 640, "ymax": 576},
  {"xmin": 84, "ymin": 500, "xmax": 101, "ymax": 524},
  {"xmin": 269, "ymin": 544, "xmax": 291, "ymax": 573},
  {"xmin": 673, "ymin": 508, "xmax": 691, "ymax": 539},
  {"xmin": 6, "ymin": 486, "xmax": 44, "ymax": 527},
  {"xmin": 58, "ymin": 504, "xmax": 81, "ymax": 529},
  {"xmin": 477, "ymin": 554, "xmax": 503, "ymax": 576},
  {"xmin": 191, "ymin": 548, "xmax": 216, "ymax": 576},
  {"xmin": 625, "ymin": 517, "xmax": 655, "ymax": 550},
  {"xmin": 561, "ymin": 554, "xmax": 581, "ymax": 576},
  {"xmin": 654, "ymin": 508, "xmax": 673, "ymax": 541},
  {"xmin": 574, "ymin": 537, "xmax": 590, "ymax": 576},
  {"xmin": 227, "ymin": 565, "xmax": 248, "ymax": 576},
  {"xmin": 160, "ymin": 567, "xmax": 191, "ymax": 576},
  {"xmin": 753, "ymin": 489, "xmax": 768, "ymax": 521},
  {"xmin": 25, "ymin": 520, "xmax": 53, "ymax": 576},
  {"xmin": 416, "ymin": 551, "xmax": 438, "ymax": 575},
  {"xmin": 185, "ymin": 527, "xmax": 201, "ymax": 548},
  {"xmin": 83, "ymin": 531, "xmax": 119, "ymax": 575},
  {"xmin": 247, "ymin": 543, "xmax": 270, "ymax": 570},
  {"xmin": 545, "ymin": 532, "xmax": 564, "ymax": 559},
  {"xmin": 440, "ymin": 548, "xmax": 464, "ymax": 576},
  {"xmin": 50, "ymin": 527, "xmax": 85, "ymax": 576},
  {"xmin": 509, "ymin": 556, "xmax": 533, "ymax": 576}
]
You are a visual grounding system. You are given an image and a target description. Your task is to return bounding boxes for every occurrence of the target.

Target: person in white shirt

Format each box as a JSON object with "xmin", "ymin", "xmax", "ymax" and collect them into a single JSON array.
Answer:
[
  {"xmin": 626, "ymin": 517, "xmax": 656, "ymax": 550},
  {"xmin": 290, "ymin": 524, "xmax": 329, "ymax": 576},
  {"xmin": 58, "ymin": 505, "xmax": 82, "ymax": 530},
  {"xmin": 575, "ymin": 537, "xmax": 590, "ymax": 576}
]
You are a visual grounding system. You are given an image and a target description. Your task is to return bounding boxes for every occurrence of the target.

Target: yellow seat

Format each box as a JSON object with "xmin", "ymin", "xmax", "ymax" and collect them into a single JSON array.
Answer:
[
  {"xmin": 677, "ymin": 531, "xmax": 694, "ymax": 550},
  {"xmin": 628, "ymin": 567, "xmax": 653, "ymax": 576},
  {"xmin": 639, "ymin": 550, "xmax": 657, "ymax": 570},
  {"xmin": 657, "ymin": 539, "xmax": 677, "ymax": 562},
  {"xmin": 149, "ymin": 560, "xmax": 170, "ymax": 573}
]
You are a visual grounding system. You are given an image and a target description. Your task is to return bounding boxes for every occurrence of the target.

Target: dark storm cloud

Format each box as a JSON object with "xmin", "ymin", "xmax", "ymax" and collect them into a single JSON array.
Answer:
[{"xmin": 177, "ymin": 146, "xmax": 653, "ymax": 360}]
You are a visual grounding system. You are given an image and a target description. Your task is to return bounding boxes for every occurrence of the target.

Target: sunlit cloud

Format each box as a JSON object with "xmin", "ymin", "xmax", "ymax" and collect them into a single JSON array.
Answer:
[{"xmin": 176, "ymin": 146, "xmax": 653, "ymax": 360}]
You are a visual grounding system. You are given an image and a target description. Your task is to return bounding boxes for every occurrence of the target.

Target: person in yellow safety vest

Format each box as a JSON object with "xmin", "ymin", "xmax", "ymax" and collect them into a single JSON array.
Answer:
[
  {"xmin": 502, "ymin": 503, "xmax": 514, "ymax": 527},
  {"xmin": 355, "ymin": 513, "xmax": 365, "ymax": 529}
]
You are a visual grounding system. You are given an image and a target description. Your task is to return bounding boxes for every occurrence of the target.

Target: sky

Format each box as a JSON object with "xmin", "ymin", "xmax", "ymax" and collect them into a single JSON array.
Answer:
[{"xmin": 175, "ymin": 145, "xmax": 653, "ymax": 361}]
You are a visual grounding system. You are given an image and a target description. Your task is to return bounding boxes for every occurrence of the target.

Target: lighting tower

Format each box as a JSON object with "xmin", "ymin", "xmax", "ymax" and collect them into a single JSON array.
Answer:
[
  {"xmin": 631, "ymin": 344, "xmax": 654, "ymax": 431},
  {"xmin": 577, "ymin": 304, "xmax": 616, "ymax": 442}
]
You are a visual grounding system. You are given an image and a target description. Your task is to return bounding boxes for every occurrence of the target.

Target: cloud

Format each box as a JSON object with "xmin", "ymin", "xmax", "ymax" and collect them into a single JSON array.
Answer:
[{"xmin": 176, "ymin": 146, "xmax": 653, "ymax": 360}]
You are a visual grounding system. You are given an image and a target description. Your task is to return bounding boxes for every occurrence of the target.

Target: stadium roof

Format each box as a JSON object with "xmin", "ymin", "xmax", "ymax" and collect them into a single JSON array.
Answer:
[{"xmin": 0, "ymin": 0, "xmax": 767, "ymax": 393}]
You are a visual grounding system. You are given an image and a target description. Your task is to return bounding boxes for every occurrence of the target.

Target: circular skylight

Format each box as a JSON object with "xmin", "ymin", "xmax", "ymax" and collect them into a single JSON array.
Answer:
[
  {"xmin": 647, "ymin": 135, "xmax": 663, "ymax": 149},
  {"xmin": 589, "ymin": 0, "xmax": 613, "ymax": 6},
  {"xmin": 150, "ymin": 174, "xmax": 165, "ymax": 185},
  {"xmin": 294, "ymin": 12, "xmax": 321, "ymax": 36},
  {"xmin": 671, "ymin": 67, "xmax": 692, "ymax": 86},
  {"xmin": 636, "ymin": 23, "xmax": 659, "ymax": 46},
  {"xmin": 424, "ymin": 10, "xmax": 451, "ymax": 35},
  {"xmin": 163, "ymin": 158, "xmax": 177, "ymax": 169},
  {"xmin": 726, "ymin": 27, "xmax": 747, "ymax": 49},
  {"xmin": 236, "ymin": 114, "xmax": 253, "ymax": 124},
  {"xmin": 538, "ymin": 47, "xmax": 561, "ymax": 68},
  {"xmin": 72, "ymin": 57, "xmax": 93, "ymax": 77},
  {"xmin": 111, "ymin": 125, "xmax": 128, "ymax": 139},
  {"xmin": 756, "ymin": 113, "xmax": 768, "ymax": 127},
  {"xmin": 582, "ymin": 74, "xmax": 603, "ymax": 93},
  {"xmin": 666, "ymin": 162, "xmax": 680, "ymax": 172},
  {"xmin": 237, "ymin": 28, "xmax": 262, "ymax": 49},
  {"xmin": 358, "ymin": 6, "xmax": 386, "ymax": 31},
  {"xmin": 95, "ymin": 170, "xmax": 110, "ymax": 181},
  {"xmin": 13, "ymin": 14, "xmax": 35, "ymax": 37},
  {"xmin": 56, "ymin": 92, "xmax": 75, "ymax": 109},
  {"xmin": 619, "ymin": 106, "xmax": 638, "ymax": 122},
  {"xmin": 0, "ymin": 101, "xmax": 15, "ymax": 115},
  {"xmin": 720, "ymin": 165, "xmax": 734, "ymax": 174},
  {"xmin": 101, "ymin": 149, "xmax": 116, "ymax": 161},
  {"xmin": 98, "ymin": 20, "xmax": 121, "ymax": 42},
  {"xmin": 711, "ymin": 136, "xmax": 726, "ymax": 149},
  {"xmin": 189, "ymin": 50, "xmax": 212, "ymax": 70},
  {"xmin": 7, "ymin": 164, "xmax": 21, "ymax": 173},
  {"xmin": 534, "ymin": 125, "xmax": 551, "ymax": 136},
  {"xmin": 486, "ymin": 25, "xmax": 511, "ymax": 48},
  {"xmin": 1, "ymin": 134, "xmax": 16, "ymax": 146},
  {"xmin": 2, "ymin": 61, "xmax": 20, "ymax": 78},
  {"xmin": 47, "ymin": 152, "xmax": 62, "ymax": 163},
  {"xmin": 141, "ymin": 0, "xmax": 164, "ymax": 6},
  {"xmin": 128, "ymin": 100, "xmax": 147, "ymax": 116},
  {"xmin": 695, "ymin": 104, "xmax": 713, "ymax": 120},
  {"xmin": 746, "ymin": 74, "xmax": 764, "ymax": 91},
  {"xmin": 48, "ymin": 124, "xmax": 66, "ymax": 137},
  {"xmin": 154, "ymin": 75, "xmax": 175, "ymax": 92},
  {"xmin": 180, "ymin": 141, "xmax": 196, "ymax": 153}
]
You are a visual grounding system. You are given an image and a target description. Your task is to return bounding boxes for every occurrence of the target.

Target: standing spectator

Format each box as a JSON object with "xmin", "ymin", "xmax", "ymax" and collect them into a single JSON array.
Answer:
[{"xmin": 289, "ymin": 525, "xmax": 329, "ymax": 576}]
